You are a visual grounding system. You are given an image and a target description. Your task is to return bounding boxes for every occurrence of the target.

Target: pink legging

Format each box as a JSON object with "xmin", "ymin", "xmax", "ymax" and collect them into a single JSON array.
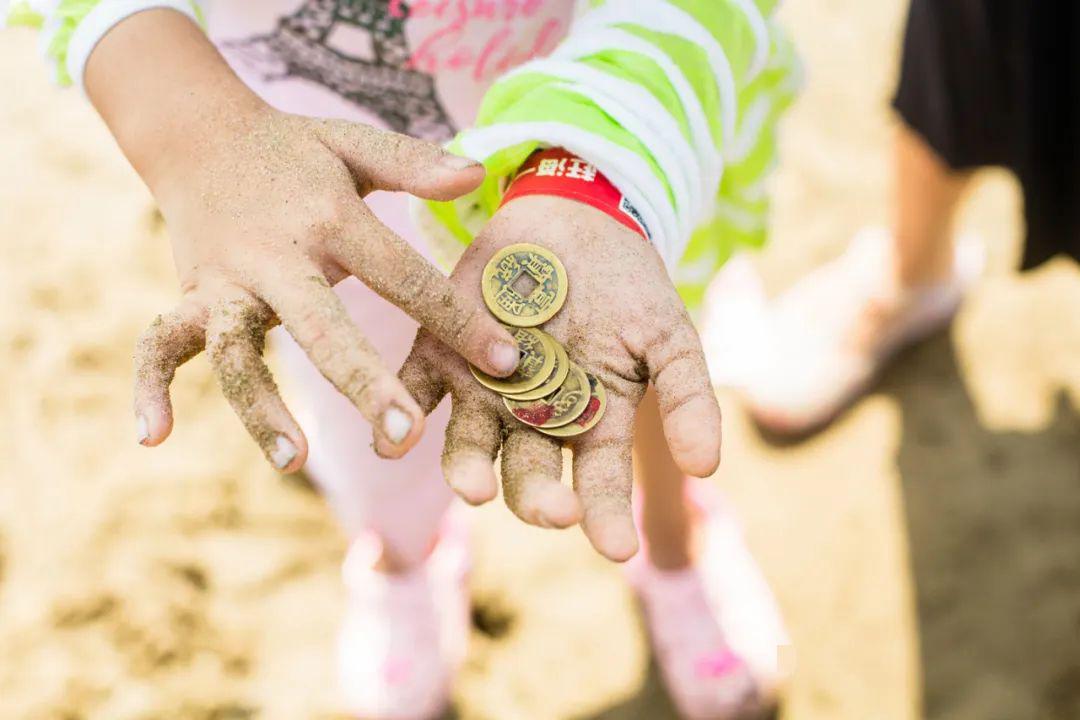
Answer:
[{"xmin": 273, "ymin": 191, "xmax": 454, "ymax": 566}]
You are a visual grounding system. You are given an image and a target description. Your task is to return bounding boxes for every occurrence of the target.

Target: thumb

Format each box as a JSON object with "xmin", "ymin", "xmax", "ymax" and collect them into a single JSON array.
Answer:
[
  {"xmin": 398, "ymin": 331, "xmax": 450, "ymax": 417},
  {"xmin": 375, "ymin": 331, "xmax": 449, "ymax": 458},
  {"xmin": 316, "ymin": 120, "xmax": 485, "ymax": 201}
]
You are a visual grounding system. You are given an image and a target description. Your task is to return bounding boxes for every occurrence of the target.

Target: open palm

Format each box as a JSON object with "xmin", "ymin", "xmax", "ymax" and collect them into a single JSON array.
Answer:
[{"xmin": 397, "ymin": 196, "xmax": 722, "ymax": 561}]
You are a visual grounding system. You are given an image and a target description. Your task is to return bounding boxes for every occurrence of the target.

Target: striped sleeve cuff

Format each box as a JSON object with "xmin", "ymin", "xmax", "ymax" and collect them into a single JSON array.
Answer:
[
  {"xmin": 67, "ymin": 0, "xmax": 201, "ymax": 91},
  {"xmin": 5, "ymin": 0, "xmax": 203, "ymax": 89},
  {"xmin": 420, "ymin": 0, "xmax": 797, "ymax": 278}
]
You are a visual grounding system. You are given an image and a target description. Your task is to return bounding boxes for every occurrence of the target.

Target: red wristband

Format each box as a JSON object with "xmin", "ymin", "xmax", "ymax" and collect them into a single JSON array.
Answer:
[{"xmin": 499, "ymin": 148, "xmax": 652, "ymax": 241}]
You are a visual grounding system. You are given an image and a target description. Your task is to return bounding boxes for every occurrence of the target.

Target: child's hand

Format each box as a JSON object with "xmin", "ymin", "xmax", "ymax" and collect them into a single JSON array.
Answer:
[
  {"xmin": 398, "ymin": 196, "xmax": 722, "ymax": 561},
  {"xmin": 84, "ymin": 9, "xmax": 517, "ymax": 471},
  {"xmin": 131, "ymin": 108, "xmax": 519, "ymax": 471}
]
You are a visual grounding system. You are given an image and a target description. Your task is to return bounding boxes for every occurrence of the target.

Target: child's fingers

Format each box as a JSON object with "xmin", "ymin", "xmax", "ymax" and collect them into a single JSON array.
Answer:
[
  {"xmin": 501, "ymin": 427, "xmax": 582, "ymax": 529},
  {"xmin": 644, "ymin": 317, "xmax": 723, "ymax": 478},
  {"xmin": 572, "ymin": 398, "xmax": 639, "ymax": 562},
  {"xmin": 326, "ymin": 212, "xmax": 519, "ymax": 378},
  {"xmin": 252, "ymin": 266, "xmax": 425, "ymax": 458},
  {"xmin": 204, "ymin": 294, "xmax": 308, "ymax": 473},
  {"xmin": 440, "ymin": 392, "xmax": 501, "ymax": 505},
  {"xmin": 315, "ymin": 120, "xmax": 486, "ymax": 202},
  {"xmin": 133, "ymin": 300, "xmax": 206, "ymax": 446},
  {"xmin": 397, "ymin": 332, "xmax": 449, "ymax": 415},
  {"xmin": 377, "ymin": 332, "xmax": 448, "ymax": 458}
]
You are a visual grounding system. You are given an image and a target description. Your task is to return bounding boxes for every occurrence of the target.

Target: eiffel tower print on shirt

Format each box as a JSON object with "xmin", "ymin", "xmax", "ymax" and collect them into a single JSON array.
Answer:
[{"xmin": 224, "ymin": 1, "xmax": 457, "ymax": 142}]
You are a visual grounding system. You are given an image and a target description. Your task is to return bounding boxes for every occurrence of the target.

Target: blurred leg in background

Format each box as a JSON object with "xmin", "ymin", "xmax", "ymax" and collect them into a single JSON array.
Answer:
[
  {"xmin": 276, "ymin": 270, "xmax": 467, "ymax": 720},
  {"xmin": 890, "ymin": 124, "xmax": 971, "ymax": 289},
  {"xmin": 706, "ymin": 118, "xmax": 983, "ymax": 436},
  {"xmin": 706, "ymin": 0, "xmax": 1080, "ymax": 437},
  {"xmin": 624, "ymin": 389, "xmax": 790, "ymax": 719}
]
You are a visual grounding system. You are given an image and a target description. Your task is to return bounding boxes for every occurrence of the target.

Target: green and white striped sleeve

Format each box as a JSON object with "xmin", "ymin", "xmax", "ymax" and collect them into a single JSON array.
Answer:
[
  {"xmin": 418, "ymin": 0, "xmax": 801, "ymax": 309},
  {"xmin": 3, "ymin": 0, "xmax": 205, "ymax": 89}
]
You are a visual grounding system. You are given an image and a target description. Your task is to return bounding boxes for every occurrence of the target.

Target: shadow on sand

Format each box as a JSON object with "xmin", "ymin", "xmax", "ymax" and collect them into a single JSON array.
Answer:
[
  {"xmin": 464, "ymin": 330, "xmax": 1079, "ymax": 720},
  {"xmin": 579, "ymin": 658, "xmax": 777, "ymax": 720},
  {"xmin": 882, "ymin": 332, "xmax": 1080, "ymax": 719}
]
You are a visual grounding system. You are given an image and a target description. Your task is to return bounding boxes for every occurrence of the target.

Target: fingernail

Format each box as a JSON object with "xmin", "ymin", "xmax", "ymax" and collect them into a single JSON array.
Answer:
[
  {"xmin": 488, "ymin": 342, "xmax": 519, "ymax": 375},
  {"xmin": 136, "ymin": 415, "xmax": 150, "ymax": 445},
  {"xmin": 271, "ymin": 435, "xmax": 298, "ymax": 470},
  {"xmin": 441, "ymin": 154, "xmax": 480, "ymax": 171},
  {"xmin": 383, "ymin": 407, "xmax": 413, "ymax": 445}
]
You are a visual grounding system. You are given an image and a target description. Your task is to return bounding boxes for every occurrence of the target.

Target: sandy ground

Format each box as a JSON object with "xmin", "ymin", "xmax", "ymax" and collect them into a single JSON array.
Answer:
[{"xmin": 2, "ymin": 1, "xmax": 1080, "ymax": 718}]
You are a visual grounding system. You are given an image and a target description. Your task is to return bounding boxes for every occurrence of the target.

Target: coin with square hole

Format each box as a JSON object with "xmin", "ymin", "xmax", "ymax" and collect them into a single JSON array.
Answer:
[
  {"xmin": 482, "ymin": 243, "xmax": 568, "ymax": 327},
  {"xmin": 503, "ymin": 363, "xmax": 591, "ymax": 429},
  {"xmin": 470, "ymin": 326, "xmax": 557, "ymax": 395},
  {"xmin": 538, "ymin": 372, "xmax": 607, "ymax": 437},
  {"xmin": 503, "ymin": 334, "xmax": 570, "ymax": 401}
]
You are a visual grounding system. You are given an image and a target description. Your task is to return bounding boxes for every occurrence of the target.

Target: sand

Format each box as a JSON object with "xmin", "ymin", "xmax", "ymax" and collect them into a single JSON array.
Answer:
[{"xmin": 2, "ymin": 1, "xmax": 1079, "ymax": 718}]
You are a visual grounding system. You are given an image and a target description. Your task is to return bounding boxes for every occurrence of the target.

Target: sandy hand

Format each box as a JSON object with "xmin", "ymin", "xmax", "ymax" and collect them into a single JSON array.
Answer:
[
  {"xmin": 397, "ymin": 196, "xmax": 722, "ymax": 561},
  {"xmin": 132, "ymin": 109, "xmax": 520, "ymax": 472}
]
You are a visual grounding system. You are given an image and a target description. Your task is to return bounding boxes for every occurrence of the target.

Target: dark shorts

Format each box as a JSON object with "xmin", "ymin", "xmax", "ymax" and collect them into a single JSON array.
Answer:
[{"xmin": 893, "ymin": 0, "xmax": 1080, "ymax": 269}]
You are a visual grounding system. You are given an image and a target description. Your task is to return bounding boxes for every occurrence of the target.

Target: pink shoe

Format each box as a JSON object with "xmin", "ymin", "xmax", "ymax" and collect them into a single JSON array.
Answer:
[
  {"xmin": 338, "ymin": 508, "xmax": 470, "ymax": 720},
  {"xmin": 625, "ymin": 480, "xmax": 791, "ymax": 720},
  {"xmin": 702, "ymin": 229, "xmax": 985, "ymax": 435}
]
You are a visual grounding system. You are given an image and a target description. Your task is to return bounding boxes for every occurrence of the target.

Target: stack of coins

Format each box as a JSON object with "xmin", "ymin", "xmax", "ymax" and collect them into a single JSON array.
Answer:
[{"xmin": 469, "ymin": 243, "xmax": 606, "ymax": 437}]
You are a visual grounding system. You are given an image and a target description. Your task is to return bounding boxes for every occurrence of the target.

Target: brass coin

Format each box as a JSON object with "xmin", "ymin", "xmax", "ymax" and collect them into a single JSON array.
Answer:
[
  {"xmin": 481, "ymin": 243, "xmax": 568, "ymax": 327},
  {"xmin": 538, "ymin": 373, "xmax": 607, "ymax": 438},
  {"xmin": 503, "ymin": 363, "xmax": 591, "ymax": 429},
  {"xmin": 470, "ymin": 326, "xmax": 556, "ymax": 395},
  {"xmin": 502, "ymin": 336, "xmax": 570, "ymax": 401}
]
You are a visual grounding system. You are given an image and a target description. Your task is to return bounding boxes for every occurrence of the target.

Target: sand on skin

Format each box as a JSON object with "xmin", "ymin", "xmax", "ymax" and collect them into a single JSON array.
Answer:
[{"xmin": 2, "ymin": 1, "xmax": 1080, "ymax": 718}]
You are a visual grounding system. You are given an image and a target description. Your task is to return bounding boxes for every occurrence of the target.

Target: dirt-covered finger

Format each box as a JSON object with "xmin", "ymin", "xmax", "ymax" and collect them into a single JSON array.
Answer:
[
  {"xmin": 254, "ymin": 269, "xmax": 425, "ymax": 457},
  {"xmin": 572, "ymin": 398, "xmax": 638, "ymax": 562},
  {"xmin": 314, "ymin": 120, "xmax": 485, "ymax": 201},
  {"xmin": 398, "ymin": 331, "xmax": 449, "ymax": 416},
  {"xmin": 501, "ymin": 427, "xmax": 581, "ymax": 529},
  {"xmin": 440, "ymin": 389, "xmax": 501, "ymax": 505},
  {"xmin": 133, "ymin": 300, "xmax": 206, "ymax": 446},
  {"xmin": 644, "ymin": 318, "xmax": 722, "ymax": 477},
  {"xmin": 326, "ymin": 217, "xmax": 519, "ymax": 378},
  {"xmin": 205, "ymin": 295, "xmax": 308, "ymax": 472}
]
